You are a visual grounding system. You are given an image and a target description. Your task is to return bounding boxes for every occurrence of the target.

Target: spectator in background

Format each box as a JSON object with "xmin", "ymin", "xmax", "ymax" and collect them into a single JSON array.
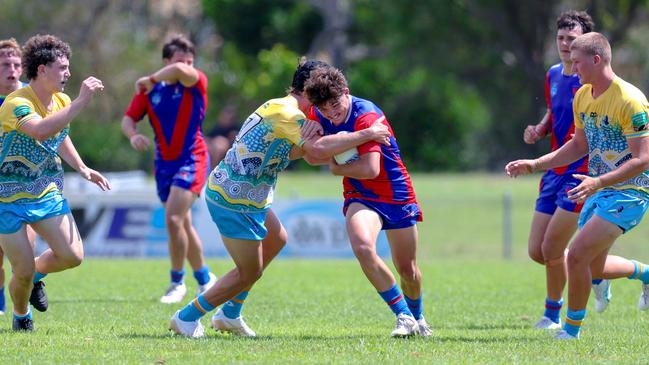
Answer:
[{"xmin": 206, "ymin": 104, "xmax": 239, "ymax": 170}]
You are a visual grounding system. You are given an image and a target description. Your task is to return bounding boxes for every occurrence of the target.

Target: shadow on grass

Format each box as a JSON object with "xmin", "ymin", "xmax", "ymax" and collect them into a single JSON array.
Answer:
[
  {"xmin": 118, "ymin": 332, "xmax": 387, "ymax": 341},
  {"xmin": 438, "ymin": 323, "xmax": 528, "ymax": 330},
  {"xmin": 433, "ymin": 335, "xmax": 542, "ymax": 344},
  {"xmin": 50, "ymin": 298, "xmax": 154, "ymax": 304}
]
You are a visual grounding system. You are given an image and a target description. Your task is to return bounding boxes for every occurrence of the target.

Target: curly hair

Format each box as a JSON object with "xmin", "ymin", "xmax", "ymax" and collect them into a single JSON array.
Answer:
[
  {"xmin": 0, "ymin": 38, "xmax": 21, "ymax": 59},
  {"xmin": 22, "ymin": 34, "xmax": 71, "ymax": 80},
  {"xmin": 303, "ymin": 66, "xmax": 348, "ymax": 107},
  {"xmin": 162, "ymin": 34, "xmax": 195, "ymax": 59},
  {"xmin": 557, "ymin": 10, "xmax": 595, "ymax": 33}
]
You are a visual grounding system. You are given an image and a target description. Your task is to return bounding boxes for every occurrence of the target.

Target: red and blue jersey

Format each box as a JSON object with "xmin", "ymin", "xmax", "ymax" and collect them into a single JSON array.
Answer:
[
  {"xmin": 545, "ymin": 63, "xmax": 588, "ymax": 175},
  {"xmin": 309, "ymin": 95, "xmax": 418, "ymax": 204},
  {"xmin": 125, "ymin": 70, "xmax": 209, "ymax": 163}
]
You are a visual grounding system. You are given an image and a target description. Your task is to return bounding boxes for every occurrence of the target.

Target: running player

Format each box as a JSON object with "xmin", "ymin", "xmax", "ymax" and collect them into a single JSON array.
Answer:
[
  {"xmin": 169, "ymin": 59, "xmax": 392, "ymax": 338},
  {"xmin": 303, "ymin": 66, "xmax": 431, "ymax": 337},
  {"xmin": 506, "ymin": 32, "xmax": 649, "ymax": 339},
  {"xmin": 122, "ymin": 34, "xmax": 216, "ymax": 304},
  {"xmin": 0, "ymin": 34, "xmax": 109, "ymax": 331}
]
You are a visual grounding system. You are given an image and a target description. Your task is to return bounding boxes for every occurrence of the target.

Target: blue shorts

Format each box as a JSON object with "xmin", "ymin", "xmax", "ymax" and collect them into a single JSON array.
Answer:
[
  {"xmin": 154, "ymin": 154, "xmax": 208, "ymax": 202},
  {"xmin": 535, "ymin": 170, "xmax": 583, "ymax": 214},
  {"xmin": 578, "ymin": 189, "xmax": 649, "ymax": 233},
  {"xmin": 205, "ymin": 190, "xmax": 268, "ymax": 241},
  {"xmin": 343, "ymin": 198, "xmax": 422, "ymax": 230},
  {"xmin": 0, "ymin": 192, "xmax": 70, "ymax": 234}
]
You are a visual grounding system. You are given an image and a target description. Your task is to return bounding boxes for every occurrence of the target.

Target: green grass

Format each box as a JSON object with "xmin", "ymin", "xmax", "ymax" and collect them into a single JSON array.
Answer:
[
  {"xmin": 2, "ymin": 172, "xmax": 649, "ymax": 363},
  {"xmin": 2, "ymin": 260, "xmax": 649, "ymax": 364}
]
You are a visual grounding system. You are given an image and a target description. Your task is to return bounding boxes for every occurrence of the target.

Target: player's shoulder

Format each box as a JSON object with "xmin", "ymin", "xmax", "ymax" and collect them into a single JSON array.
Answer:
[
  {"xmin": 350, "ymin": 95, "xmax": 383, "ymax": 118},
  {"xmin": 259, "ymin": 96, "xmax": 303, "ymax": 120},
  {"xmin": 614, "ymin": 77, "xmax": 648, "ymax": 103}
]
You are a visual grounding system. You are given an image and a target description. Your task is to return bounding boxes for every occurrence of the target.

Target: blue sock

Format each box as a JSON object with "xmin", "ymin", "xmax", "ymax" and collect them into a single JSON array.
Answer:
[
  {"xmin": 591, "ymin": 279, "xmax": 603, "ymax": 285},
  {"xmin": 178, "ymin": 294, "xmax": 215, "ymax": 322},
  {"xmin": 0, "ymin": 286, "xmax": 5, "ymax": 312},
  {"xmin": 543, "ymin": 298, "xmax": 563, "ymax": 324},
  {"xmin": 193, "ymin": 266, "xmax": 211, "ymax": 286},
  {"xmin": 404, "ymin": 294, "xmax": 423, "ymax": 320},
  {"xmin": 14, "ymin": 307, "xmax": 32, "ymax": 320},
  {"xmin": 378, "ymin": 284, "xmax": 412, "ymax": 317},
  {"xmin": 33, "ymin": 272, "xmax": 47, "ymax": 284},
  {"xmin": 222, "ymin": 291, "xmax": 249, "ymax": 319},
  {"xmin": 564, "ymin": 309, "xmax": 586, "ymax": 338},
  {"xmin": 628, "ymin": 260, "xmax": 649, "ymax": 284},
  {"xmin": 170, "ymin": 269, "xmax": 185, "ymax": 284}
]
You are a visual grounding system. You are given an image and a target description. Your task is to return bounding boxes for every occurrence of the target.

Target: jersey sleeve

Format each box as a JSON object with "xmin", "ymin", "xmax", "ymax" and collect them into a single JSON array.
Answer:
[
  {"xmin": 544, "ymin": 71, "xmax": 554, "ymax": 125},
  {"xmin": 274, "ymin": 108, "xmax": 305, "ymax": 147},
  {"xmin": 573, "ymin": 88, "xmax": 585, "ymax": 130},
  {"xmin": 307, "ymin": 106, "xmax": 320, "ymax": 122},
  {"xmin": 354, "ymin": 112, "xmax": 384, "ymax": 155},
  {"xmin": 5, "ymin": 96, "xmax": 41, "ymax": 130},
  {"xmin": 622, "ymin": 99, "xmax": 649, "ymax": 138},
  {"xmin": 124, "ymin": 92, "xmax": 148, "ymax": 122},
  {"xmin": 195, "ymin": 70, "xmax": 208, "ymax": 95}
]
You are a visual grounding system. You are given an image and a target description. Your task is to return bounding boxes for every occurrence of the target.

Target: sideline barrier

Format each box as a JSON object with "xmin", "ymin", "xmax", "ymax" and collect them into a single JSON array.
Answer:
[{"xmin": 36, "ymin": 172, "xmax": 389, "ymax": 258}]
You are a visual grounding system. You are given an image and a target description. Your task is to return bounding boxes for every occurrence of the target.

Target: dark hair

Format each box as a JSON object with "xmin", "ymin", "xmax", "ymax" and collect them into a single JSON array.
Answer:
[
  {"xmin": 289, "ymin": 58, "xmax": 330, "ymax": 94},
  {"xmin": 557, "ymin": 10, "xmax": 595, "ymax": 33},
  {"xmin": 22, "ymin": 34, "xmax": 71, "ymax": 80},
  {"xmin": 162, "ymin": 34, "xmax": 195, "ymax": 59},
  {"xmin": 304, "ymin": 67, "xmax": 348, "ymax": 107}
]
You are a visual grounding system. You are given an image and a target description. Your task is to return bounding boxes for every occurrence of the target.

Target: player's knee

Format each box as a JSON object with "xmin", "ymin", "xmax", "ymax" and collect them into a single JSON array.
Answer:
[
  {"xmin": 351, "ymin": 243, "xmax": 376, "ymax": 262},
  {"xmin": 239, "ymin": 267, "xmax": 263, "ymax": 286},
  {"xmin": 528, "ymin": 247, "xmax": 544, "ymax": 265},
  {"xmin": 395, "ymin": 262, "xmax": 420, "ymax": 283},
  {"xmin": 12, "ymin": 266, "xmax": 35, "ymax": 284},
  {"xmin": 165, "ymin": 213, "xmax": 185, "ymax": 231},
  {"xmin": 566, "ymin": 250, "xmax": 586, "ymax": 269}
]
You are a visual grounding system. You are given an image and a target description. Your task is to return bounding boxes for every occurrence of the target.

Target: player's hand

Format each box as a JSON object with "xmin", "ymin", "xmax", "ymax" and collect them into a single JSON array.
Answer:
[
  {"xmin": 129, "ymin": 134, "xmax": 150, "ymax": 151},
  {"xmin": 505, "ymin": 159, "xmax": 536, "ymax": 177},
  {"xmin": 523, "ymin": 125, "xmax": 543, "ymax": 144},
  {"xmin": 301, "ymin": 120, "xmax": 323, "ymax": 140},
  {"xmin": 78, "ymin": 77, "xmax": 104, "ymax": 103},
  {"xmin": 135, "ymin": 76, "xmax": 155, "ymax": 94},
  {"xmin": 368, "ymin": 121, "xmax": 391, "ymax": 146},
  {"xmin": 328, "ymin": 158, "xmax": 344, "ymax": 175},
  {"xmin": 79, "ymin": 167, "xmax": 111, "ymax": 191},
  {"xmin": 567, "ymin": 174, "xmax": 602, "ymax": 203}
]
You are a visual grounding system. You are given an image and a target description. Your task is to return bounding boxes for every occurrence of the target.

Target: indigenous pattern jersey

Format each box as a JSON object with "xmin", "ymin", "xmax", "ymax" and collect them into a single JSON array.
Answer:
[
  {"xmin": 308, "ymin": 95, "xmax": 418, "ymax": 204},
  {"xmin": 0, "ymin": 85, "xmax": 69, "ymax": 202},
  {"xmin": 125, "ymin": 70, "xmax": 209, "ymax": 162},
  {"xmin": 545, "ymin": 63, "xmax": 588, "ymax": 175},
  {"xmin": 574, "ymin": 77, "xmax": 649, "ymax": 194},
  {"xmin": 207, "ymin": 95, "xmax": 305, "ymax": 212}
]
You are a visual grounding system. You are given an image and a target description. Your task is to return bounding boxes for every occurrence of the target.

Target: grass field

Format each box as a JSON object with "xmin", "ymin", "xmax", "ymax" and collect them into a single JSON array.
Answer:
[{"xmin": 1, "ymin": 173, "xmax": 649, "ymax": 364}]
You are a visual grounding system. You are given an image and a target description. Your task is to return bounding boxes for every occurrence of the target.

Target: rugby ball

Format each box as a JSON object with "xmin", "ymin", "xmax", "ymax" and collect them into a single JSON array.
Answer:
[{"xmin": 333, "ymin": 131, "xmax": 360, "ymax": 165}]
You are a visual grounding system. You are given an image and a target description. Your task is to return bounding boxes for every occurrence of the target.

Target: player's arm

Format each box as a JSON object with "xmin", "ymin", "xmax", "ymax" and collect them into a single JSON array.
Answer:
[
  {"xmin": 121, "ymin": 115, "xmax": 150, "ymax": 151},
  {"xmin": 506, "ymin": 127, "xmax": 588, "ymax": 177},
  {"xmin": 18, "ymin": 77, "xmax": 103, "ymax": 141},
  {"xmin": 302, "ymin": 121, "xmax": 390, "ymax": 160},
  {"xmin": 329, "ymin": 151, "xmax": 381, "ymax": 179},
  {"xmin": 523, "ymin": 110, "xmax": 551, "ymax": 144},
  {"xmin": 57, "ymin": 136, "xmax": 111, "ymax": 191},
  {"xmin": 136, "ymin": 63, "xmax": 199, "ymax": 92}
]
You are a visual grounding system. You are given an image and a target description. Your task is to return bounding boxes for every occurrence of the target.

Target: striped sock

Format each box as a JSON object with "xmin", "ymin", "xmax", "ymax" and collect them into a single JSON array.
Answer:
[
  {"xmin": 170, "ymin": 269, "xmax": 185, "ymax": 284},
  {"xmin": 628, "ymin": 260, "xmax": 649, "ymax": 284},
  {"xmin": 563, "ymin": 309, "xmax": 586, "ymax": 338},
  {"xmin": 404, "ymin": 294, "xmax": 423, "ymax": 320},
  {"xmin": 33, "ymin": 272, "xmax": 47, "ymax": 284},
  {"xmin": 14, "ymin": 307, "xmax": 32, "ymax": 320},
  {"xmin": 378, "ymin": 284, "xmax": 412, "ymax": 317},
  {"xmin": 193, "ymin": 266, "xmax": 210, "ymax": 286},
  {"xmin": 222, "ymin": 291, "xmax": 249, "ymax": 319},
  {"xmin": 543, "ymin": 298, "xmax": 563, "ymax": 324},
  {"xmin": 0, "ymin": 286, "xmax": 5, "ymax": 312},
  {"xmin": 178, "ymin": 294, "xmax": 215, "ymax": 322}
]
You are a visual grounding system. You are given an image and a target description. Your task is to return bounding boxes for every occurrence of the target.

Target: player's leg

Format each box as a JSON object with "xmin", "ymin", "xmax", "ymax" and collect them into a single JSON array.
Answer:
[
  {"xmin": 182, "ymin": 208, "xmax": 217, "ymax": 295},
  {"xmin": 558, "ymin": 214, "xmax": 621, "ymax": 339},
  {"xmin": 0, "ymin": 227, "xmax": 36, "ymax": 331},
  {"xmin": 591, "ymin": 252, "xmax": 649, "ymax": 310},
  {"xmin": 386, "ymin": 224, "xmax": 431, "ymax": 336},
  {"xmin": 171, "ymin": 237, "xmax": 263, "ymax": 338},
  {"xmin": 346, "ymin": 202, "xmax": 417, "ymax": 337},
  {"xmin": 0, "ymin": 247, "xmax": 5, "ymax": 315},
  {"xmin": 212, "ymin": 209, "xmax": 287, "ymax": 337},
  {"xmin": 528, "ymin": 211, "xmax": 551, "ymax": 266}
]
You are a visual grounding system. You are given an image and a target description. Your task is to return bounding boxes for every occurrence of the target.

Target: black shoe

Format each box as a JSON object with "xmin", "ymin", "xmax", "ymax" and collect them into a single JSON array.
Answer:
[
  {"xmin": 12, "ymin": 316, "xmax": 34, "ymax": 332},
  {"xmin": 30, "ymin": 281, "xmax": 48, "ymax": 312}
]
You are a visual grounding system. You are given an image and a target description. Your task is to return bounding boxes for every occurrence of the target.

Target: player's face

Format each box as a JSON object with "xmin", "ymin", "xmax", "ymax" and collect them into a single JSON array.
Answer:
[
  {"xmin": 570, "ymin": 49, "xmax": 594, "ymax": 84},
  {"xmin": 166, "ymin": 51, "xmax": 194, "ymax": 67},
  {"xmin": 318, "ymin": 90, "xmax": 350, "ymax": 125},
  {"xmin": 40, "ymin": 57, "xmax": 70, "ymax": 93},
  {"xmin": 0, "ymin": 53, "xmax": 22, "ymax": 92},
  {"xmin": 556, "ymin": 26, "xmax": 583, "ymax": 64}
]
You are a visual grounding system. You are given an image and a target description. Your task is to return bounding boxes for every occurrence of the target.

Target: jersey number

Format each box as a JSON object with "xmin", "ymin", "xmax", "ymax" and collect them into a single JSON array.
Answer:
[{"xmin": 236, "ymin": 112, "xmax": 262, "ymax": 142}]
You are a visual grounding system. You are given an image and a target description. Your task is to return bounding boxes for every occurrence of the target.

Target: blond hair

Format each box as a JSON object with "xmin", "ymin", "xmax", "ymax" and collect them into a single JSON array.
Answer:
[
  {"xmin": 570, "ymin": 32, "xmax": 611, "ymax": 64},
  {"xmin": 0, "ymin": 38, "xmax": 21, "ymax": 58}
]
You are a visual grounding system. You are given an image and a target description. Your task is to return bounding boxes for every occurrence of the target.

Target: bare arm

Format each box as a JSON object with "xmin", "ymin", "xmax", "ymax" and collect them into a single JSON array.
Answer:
[
  {"xmin": 19, "ymin": 77, "xmax": 103, "ymax": 141},
  {"xmin": 121, "ymin": 115, "xmax": 150, "ymax": 151},
  {"xmin": 57, "ymin": 136, "xmax": 111, "ymax": 191},
  {"xmin": 506, "ymin": 127, "xmax": 588, "ymax": 177},
  {"xmin": 302, "ymin": 121, "xmax": 390, "ymax": 160},
  {"xmin": 136, "ymin": 63, "xmax": 199, "ymax": 93},
  {"xmin": 329, "ymin": 151, "xmax": 381, "ymax": 180},
  {"xmin": 523, "ymin": 110, "xmax": 551, "ymax": 144}
]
